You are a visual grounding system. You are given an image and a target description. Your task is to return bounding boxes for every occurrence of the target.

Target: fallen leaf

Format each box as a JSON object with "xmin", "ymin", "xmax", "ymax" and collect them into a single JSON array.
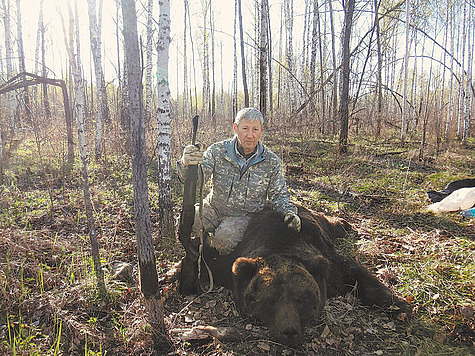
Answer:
[
  {"xmin": 383, "ymin": 321, "xmax": 396, "ymax": 331},
  {"xmin": 257, "ymin": 342, "xmax": 270, "ymax": 351},
  {"xmin": 321, "ymin": 325, "xmax": 331, "ymax": 338}
]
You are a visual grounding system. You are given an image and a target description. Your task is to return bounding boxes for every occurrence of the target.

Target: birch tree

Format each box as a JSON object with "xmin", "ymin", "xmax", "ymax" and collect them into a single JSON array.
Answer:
[
  {"xmin": 145, "ymin": 0, "xmax": 154, "ymax": 123},
  {"xmin": 67, "ymin": 2, "xmax": 106, "ymax": 296},
  {"xmin": 201, "ymin": 0, "xmax": 210, "ymax": 119},
  {"xmin": 87, "ymin": 0, "xmax": 109, "ymax": 160},
  {"xmin": 462, "ymin": 5, "xmax": 472, "ymax": 145},
  {"xmin": 284, "ymin": 0, "xmax": 294, "ymax": 110},
  {"xmin": 210, "ymin": 3, "xmax": 216, "ymax": 122},
  {"xmin": 374, "ymin": 0, "xmax": 382, "ymax": 137},
  {"xmin": 156, "ymin": 0, "xmax": 175, "ymax": 241},
  {"xmin": 1, "ymin": 0, "xmax": 16, "ymax": 130},
  {"xmin": 15, "ymin": 0, "xmax": 31, "ymax": 120},
  {"xmin": 259, "ymin": 0, "xmax": 269, "ymax": 115},
  {"xmin": 445, "ymin": 0, "xmax": 455, "ymax": 143},
  {"xmin": 338, "ymin": 0, "xmax": 355, "ymax": 154},
  {"xmin": 232, "ymin": 0, "xmax": 238, "ymax": 116},
  {"xmin": 39, "ymin": 0, "xmax": 50, "ymax": 119},
  {"xmin": 183, "ymin": 0, "xmax": 189, "ymax": 119},
  {"xmin": 401, "ymin": 0, "xmax": 410, "ymax": 141},
  {"xmin": 121, "ymin": 0, "xmax": 165, "ymax": 337},
  {"xmin": 328, "ymin": 0, "xmax": 338, "ymax": 133},
  {"xmin": 237, "ymin": 0, "xmax": 249, "ymax": 107}
]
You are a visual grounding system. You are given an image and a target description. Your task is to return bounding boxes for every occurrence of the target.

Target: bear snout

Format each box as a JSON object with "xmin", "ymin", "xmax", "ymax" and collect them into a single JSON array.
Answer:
[
  {"xmin": 273, "ymin": 302, "xmax": 302, "ymax": 345},
  {"xmin": 279, "ymin": 325, "xmax": 300, "ymax": 344}
]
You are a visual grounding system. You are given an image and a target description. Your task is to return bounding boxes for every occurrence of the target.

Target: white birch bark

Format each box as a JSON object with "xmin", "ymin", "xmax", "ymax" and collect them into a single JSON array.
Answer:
[
  {"xmin": 87, "ymin": 0, "xmax": 109, "ymax": 160},
  {"xmin": 201, "ymin": 0, "xmax": 210, "ymax": 119},
  {"xmin": 156, "ymin": 0, "xmax": 175, "ymax": 240},
  {"xmin": 15, "ymin": 0, "xmax": 31, "ymax": 119},
  {"xmin": 328, "ymin": 0, "xmax": 337, "ymax": 133},
  {"xmin": 401, "ymin": 0, "xmax": 410, "ymax": 141},
  {"xmin": 232, "ymin": 0, "xmax": 238, "ymax": 116},
  {"xmin": 1, "ymin": 0, "xmax": 16, "ymax": 131},
  {"xmin": 457, "ymin": 2, "xmax": 467, "ymax": 141},
  {"xmin": 259, "ymin": 0, "xmax": 269, "ymax": 115},
  {"xmin": 68, "ymin": 2, "xmax": 106, "ymax": 295},
  {"xmin": 145, "ymin": 0, "xmax": 154, "ymax": 122},
  {"xmin": 462, "ymin": 6, "xmax": 472, "ymax": 145},
  {"xmin": 183, "ymin": 0, "xmax": 189, "ymax": 119},
  {"xmin": 445, "ymin": 1, "xmax": 455, "ymax": 142}
]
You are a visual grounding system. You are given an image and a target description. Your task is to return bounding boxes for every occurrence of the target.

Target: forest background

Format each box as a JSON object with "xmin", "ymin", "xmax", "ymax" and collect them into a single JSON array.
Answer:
[{"xmin": 0, "ymin": 0, "xmax": 473, "ymax": 355}]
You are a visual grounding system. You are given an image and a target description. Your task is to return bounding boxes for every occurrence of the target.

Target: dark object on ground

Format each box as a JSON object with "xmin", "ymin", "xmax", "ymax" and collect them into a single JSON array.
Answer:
[
  {"xmin": 427, "ymin": 179, "xmax": 475, "ymax": 203},
  {"xmin": 179, "ymin": 207, "xmax": 411, "ymax": 345}
]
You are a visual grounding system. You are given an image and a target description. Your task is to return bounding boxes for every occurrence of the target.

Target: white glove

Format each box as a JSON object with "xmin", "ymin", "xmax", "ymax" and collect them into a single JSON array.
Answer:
[
  {"xmin": 181, "ymin": 145, "xmax": 203, "ymax": 167},
  {"xmin": 284, "ymin": 212, "xmax": 301, "ymax": 232}
]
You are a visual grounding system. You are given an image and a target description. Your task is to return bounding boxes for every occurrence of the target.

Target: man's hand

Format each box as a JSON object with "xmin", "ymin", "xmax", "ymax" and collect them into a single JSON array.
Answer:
[
  {"xmin": 182, "ymin": 145, "xmax": 203, "ymax": 167},
  {"xmin": 284, "ymin": 212, "xmax": 301, "ymax": 232}
]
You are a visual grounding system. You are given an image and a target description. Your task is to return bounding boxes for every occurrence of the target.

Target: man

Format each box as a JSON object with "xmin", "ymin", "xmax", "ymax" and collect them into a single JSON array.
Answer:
[{"xmin": 179, "ymin": 107, "xmax": 300, "ymax": 254}]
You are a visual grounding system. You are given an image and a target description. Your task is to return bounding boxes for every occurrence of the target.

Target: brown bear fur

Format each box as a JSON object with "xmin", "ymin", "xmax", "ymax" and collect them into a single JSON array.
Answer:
[{"xmin": 181, "ymin": 206, "xmax": 411, "ymax": 345}]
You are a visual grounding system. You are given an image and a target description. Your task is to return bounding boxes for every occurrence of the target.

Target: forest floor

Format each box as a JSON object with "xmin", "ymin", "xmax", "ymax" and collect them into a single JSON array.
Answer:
[{"xmin": 0, "ymin": 123, "xmax": 474, "ymax": 355}]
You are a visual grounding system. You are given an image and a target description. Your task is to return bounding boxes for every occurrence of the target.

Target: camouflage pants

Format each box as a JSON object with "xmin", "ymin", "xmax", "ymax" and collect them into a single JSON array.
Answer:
[{"xmin": 192, "ymin": 200, "xmax": 250, "ymax": 255}]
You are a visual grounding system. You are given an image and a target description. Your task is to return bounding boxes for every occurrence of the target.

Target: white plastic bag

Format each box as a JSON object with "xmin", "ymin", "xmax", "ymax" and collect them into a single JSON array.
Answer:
[{"xmin": 427, "ymin": 187, "xmax": 475, "ymax": 213}]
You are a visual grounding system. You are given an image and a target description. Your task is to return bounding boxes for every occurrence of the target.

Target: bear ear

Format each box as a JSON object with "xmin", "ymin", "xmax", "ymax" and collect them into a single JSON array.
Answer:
[{"xmin": 232, "ymin": 257, "xmax": 261, "ymax": 288}]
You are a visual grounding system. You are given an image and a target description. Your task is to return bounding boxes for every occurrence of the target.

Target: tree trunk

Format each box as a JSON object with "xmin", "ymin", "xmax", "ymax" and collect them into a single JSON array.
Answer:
[
  {"xmin": 338, "ymin": 0, "xmax": 355, "ymax": 154},
  {"xmin": 202, "ymin": 0, "xmax": 210, "ymax": 119},
  {"xmin": 259, "ymin": 0, "xmax": 269, "ymax": 116},
  {"xmin": 437, "ymin": 3, "xmax": 450, "ymax": 153},
  {"xmin": 145, "ymin": 0, "xmax": 154, "ymax": 123},
  {"xmin": 462, "ymin": 4, "xmax": 472, "ymax": 145},
  {"xmin": 328, "ymin": 0, "xmax": 338, "ymax": 134},
  {"xmin": 232, "ymin": 0, "xmax": 238, "ymax": 117},
  {"xmin": 1, "ymin": 0, "xmax": 16, "ymax": 132},
  {"xmin": 121, "ymin": 0, "xmax": 165, "ymax": 339},
  {"xmin": 210, "ymin": 3, "xmax": 216, "ymax": 124},
  {"xmin": 69, "ymin": 2, "xmax": 106, "ymax": 296},
  {"xmin": 15, "ymin": 0, "xmax": 31, "ymax": 121},
  {"xmin": 40, "ymin": 2, "xmax": 50, "ymax": 120},
  {"xmin": 445, "ymin": 0, "xmax": 455, "ymax": 143},
  {"xmin": 156, "ymin": 0, "xmax": 175, "ymax": 242},
  {"xmin": 284, "ymin": 0, "xmax": 294, "ymax": 111},
  {"xmin": 401, "ymin": 0, "xmax": 410, "ymax": 141},
  {"xmin": 374, "ymin": 0, "xmax": 382, "ymax": 137},
  {"xmin": 183, "ymin": 0, "xmax": 189, "ymax": 120},
  {"xmin": 267, "ymin": 15, "xmax": 273, "ymax": 121},
  {"xmin": 58, "ymin": 1, "xmax": 76, "ymax": 166},
  {"xmin": 457, "ymin": 1, "xmax": 467, "ymax": 142},
  {"xmin": 87, "ymin": 0, "xmax": 109, "ymax": 160},
  {"xmin": 237, "ymin": 0, "xmax": 249, "ymax": 107}
]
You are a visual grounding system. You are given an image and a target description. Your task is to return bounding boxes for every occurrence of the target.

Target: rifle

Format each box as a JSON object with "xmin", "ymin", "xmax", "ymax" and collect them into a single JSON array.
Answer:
[{"xmin": 178, "ymin": 115, "xmax": 200, "ymax": 259}]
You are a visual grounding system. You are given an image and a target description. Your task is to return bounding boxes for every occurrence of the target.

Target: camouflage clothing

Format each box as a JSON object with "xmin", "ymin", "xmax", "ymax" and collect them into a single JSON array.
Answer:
[{"xmin": 180, "ymin": 136, "xmax": 296, "ymax": 225}]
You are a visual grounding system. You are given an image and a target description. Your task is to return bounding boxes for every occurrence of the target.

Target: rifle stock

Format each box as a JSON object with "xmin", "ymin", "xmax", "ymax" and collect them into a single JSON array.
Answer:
[{"xmin": 178, "ymin": 115, "xmax": 200, "ymax": 258}]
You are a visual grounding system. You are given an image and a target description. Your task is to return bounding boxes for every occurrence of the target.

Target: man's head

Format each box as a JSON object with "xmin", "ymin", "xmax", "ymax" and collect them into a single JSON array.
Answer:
[{"xmin": 233, "ymin": 107, "xmax": 264, "ymax": 155}]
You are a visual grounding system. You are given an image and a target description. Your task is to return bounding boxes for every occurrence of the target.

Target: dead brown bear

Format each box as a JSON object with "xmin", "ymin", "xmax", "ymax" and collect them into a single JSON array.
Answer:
[{"xmin": 180, "ymin": 206, "xmax": 411, "ymax": 345}]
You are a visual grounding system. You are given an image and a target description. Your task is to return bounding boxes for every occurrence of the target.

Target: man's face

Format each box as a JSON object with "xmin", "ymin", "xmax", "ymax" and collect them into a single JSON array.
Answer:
[{"xmin": 233, "ymin": 119, "xmax": 264, "ymax": 155}]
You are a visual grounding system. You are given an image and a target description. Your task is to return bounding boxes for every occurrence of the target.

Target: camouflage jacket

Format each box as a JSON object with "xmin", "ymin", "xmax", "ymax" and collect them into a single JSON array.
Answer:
[{"xmin": 180, "ymin": 137, "xmax": 297, "ymax": 218}]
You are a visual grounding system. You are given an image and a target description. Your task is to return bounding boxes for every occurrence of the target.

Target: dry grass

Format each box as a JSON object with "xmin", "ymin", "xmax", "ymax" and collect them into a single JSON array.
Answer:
[{"xmin": 0, "ymin": 116, "xmax": 474, "ymax": 355}]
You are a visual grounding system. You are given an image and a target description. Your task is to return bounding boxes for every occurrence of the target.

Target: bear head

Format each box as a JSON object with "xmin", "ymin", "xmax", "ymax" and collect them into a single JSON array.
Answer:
[{"xmin": 232, "ymin": 254, "xmax": 329, "ymax": 345}]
